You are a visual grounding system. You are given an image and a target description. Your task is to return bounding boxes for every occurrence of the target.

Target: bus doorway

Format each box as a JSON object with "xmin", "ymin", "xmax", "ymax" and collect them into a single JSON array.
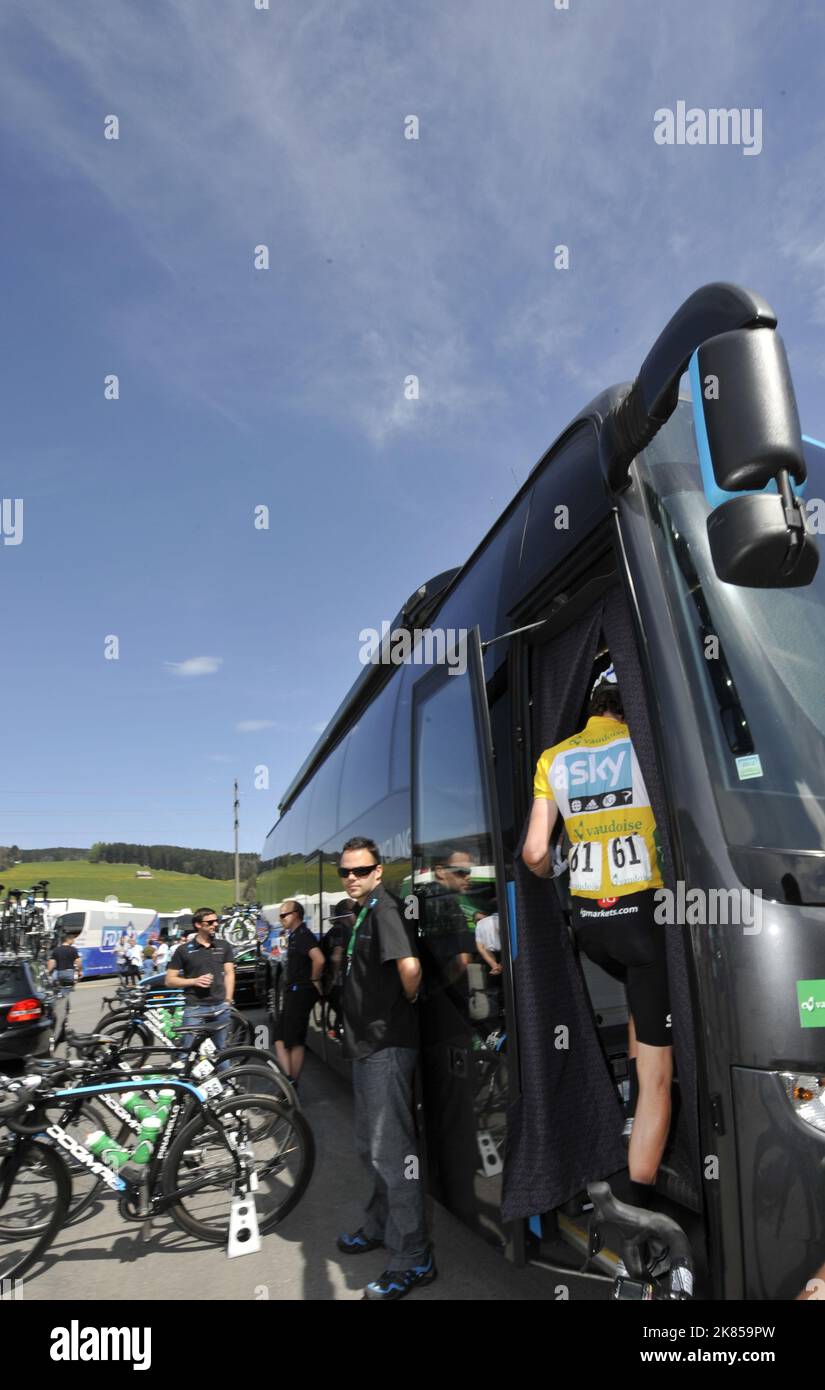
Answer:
[{"xmin": 504, "ymin": 578, "xmax": 708, "ymax": 1292}]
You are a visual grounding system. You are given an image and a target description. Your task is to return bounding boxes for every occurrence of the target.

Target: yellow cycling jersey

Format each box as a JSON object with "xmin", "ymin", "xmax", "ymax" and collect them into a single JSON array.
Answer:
[{"xmin": 533, "ymin": 716, "xmax": 663, "ymax": 899}]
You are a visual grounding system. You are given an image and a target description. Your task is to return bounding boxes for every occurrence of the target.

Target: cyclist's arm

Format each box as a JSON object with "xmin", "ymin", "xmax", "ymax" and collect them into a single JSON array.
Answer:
[
  {"xmin": 46, "ymin": 956, "xmax": 56, "ymax": 973},
  {"xmin": 223, "ymin": 960, "xmax": 235, "ymax": 1004},
  {"xmin": 522, "ymin": 796, "xmax": 560, "ymax": 878}
]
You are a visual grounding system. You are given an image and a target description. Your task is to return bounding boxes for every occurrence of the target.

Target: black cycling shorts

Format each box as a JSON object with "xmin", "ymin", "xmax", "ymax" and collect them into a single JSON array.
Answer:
[
  {"xmin": 274, "ymin": 984, "xmax": 318, "ymax": 1048},
  {"xmin": 570, "ymin": 889, "xmax": 671, "ymax": 1047}
]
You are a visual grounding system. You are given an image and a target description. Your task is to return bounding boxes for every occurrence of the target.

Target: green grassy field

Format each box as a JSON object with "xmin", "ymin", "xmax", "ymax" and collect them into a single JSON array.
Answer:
[{"xmin": 0, "ymin": 861, "xmax": 240, "ymax": 913}]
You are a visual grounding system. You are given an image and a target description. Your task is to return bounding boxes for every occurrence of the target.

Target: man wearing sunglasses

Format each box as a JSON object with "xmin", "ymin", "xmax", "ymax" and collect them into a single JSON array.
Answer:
[
  {"xmin": 417, "ymin": 849, "xmax": 479, "ymax": 982},
  {"xmin": 335, "ymin": 837, "xmax": 434, "ymax": 1301},
  {"xmin": 273, "ymin": 900, "xmax": 325, "ymax": 1089},
  {"xmin": 166, "ymin": 907, "xmax": 235, "ymax": 1057}
]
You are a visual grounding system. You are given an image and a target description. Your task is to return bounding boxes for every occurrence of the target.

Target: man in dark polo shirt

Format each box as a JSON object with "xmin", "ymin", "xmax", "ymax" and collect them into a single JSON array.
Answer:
[
  {"xmin": 166, "ymin": 907, "xmax": 235, "ymax": 1056},
  {"xmin": 47, "ymin": 932, "xmax": 82, "ymax": 987},
  {"xmin": 335, "ymin": 836, "xmax": 435, "ymax": 1301},
  {"xmin": 273, "ymin": 899, "xmax": 324, "ymax": 1090}
]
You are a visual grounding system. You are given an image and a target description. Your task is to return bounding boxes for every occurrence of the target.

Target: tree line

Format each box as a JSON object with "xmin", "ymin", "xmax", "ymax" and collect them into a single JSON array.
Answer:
[
  {"xmin": 0, "ymin": 847, "xmax": 88, "ymax": 870},
  {"xmin": 88, "ymin": 842, "xmax": 260, "ymax": 882}
]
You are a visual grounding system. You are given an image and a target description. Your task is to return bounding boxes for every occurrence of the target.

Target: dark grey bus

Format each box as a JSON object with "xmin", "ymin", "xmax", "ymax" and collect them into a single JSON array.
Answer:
[{"xmin": 259, "ymin": 284, "xmax": 825, "ymax": 1300}]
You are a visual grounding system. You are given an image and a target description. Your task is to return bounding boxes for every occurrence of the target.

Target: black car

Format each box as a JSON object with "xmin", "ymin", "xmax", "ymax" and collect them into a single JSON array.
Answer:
[
  {"xmin": 143, "ymin": 943, "xmax": 274, "ymax": 1011},
  {"xmin": 0, "ymin": 957, "xmax": 68, "ymax": 1064}
]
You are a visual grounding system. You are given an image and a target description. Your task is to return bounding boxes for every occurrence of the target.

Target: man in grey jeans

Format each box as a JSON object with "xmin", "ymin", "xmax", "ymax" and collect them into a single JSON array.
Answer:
[{"xmin": 336, "ymin": 836, "xmax": 435, "ymax": 1301}]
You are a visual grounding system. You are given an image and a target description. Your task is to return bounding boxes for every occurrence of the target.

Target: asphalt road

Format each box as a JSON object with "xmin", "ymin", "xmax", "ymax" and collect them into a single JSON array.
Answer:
[{"xmin": 16, "ymin": 981, "xmax": 608, "ymax": 1302}]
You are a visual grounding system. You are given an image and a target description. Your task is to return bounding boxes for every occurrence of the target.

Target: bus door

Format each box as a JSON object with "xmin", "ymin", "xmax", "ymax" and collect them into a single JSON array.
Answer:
[{"xmin": 411, "ymin": 627, "xmax": 514, "ymax": 1247}]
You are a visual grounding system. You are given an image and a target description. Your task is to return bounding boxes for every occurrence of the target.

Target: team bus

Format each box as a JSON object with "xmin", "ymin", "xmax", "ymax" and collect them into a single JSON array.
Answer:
[
  {"xmin": 259, "ymin": 284, "xmax": 825, "ymax": 1300},
  {"xmin": 50, "ymin": 899, "xmax": 159, "ymax": 978}
]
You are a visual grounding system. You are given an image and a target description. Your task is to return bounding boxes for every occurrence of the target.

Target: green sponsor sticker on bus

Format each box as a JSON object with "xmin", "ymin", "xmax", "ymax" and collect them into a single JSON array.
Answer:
[{"xmin": 796, "ymin": 980, "xmax": 825, "ymax": 1028}]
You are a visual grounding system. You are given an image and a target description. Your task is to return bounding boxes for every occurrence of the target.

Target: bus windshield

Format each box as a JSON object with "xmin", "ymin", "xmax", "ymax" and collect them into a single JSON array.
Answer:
[{"xmin": 638, "ymin": 400, "xmax": 825, "ymax": 882}]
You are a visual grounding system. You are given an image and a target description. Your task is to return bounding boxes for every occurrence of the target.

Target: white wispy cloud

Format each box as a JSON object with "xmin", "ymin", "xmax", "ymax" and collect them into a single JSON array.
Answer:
[
  {"xmin": 236, "ymin": 719, "xmax": 277, "ymax": 732},
  {"xmin": 0, "ymin": 0, "xmax": 789, "ymax": 450},
  {"xmin": 165, "ymin": 656, "xmax": 223, "ymax": 677}
]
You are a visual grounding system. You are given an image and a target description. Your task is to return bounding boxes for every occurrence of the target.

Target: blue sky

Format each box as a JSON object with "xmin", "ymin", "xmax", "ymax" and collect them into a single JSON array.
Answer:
[{"xmin": 2, "ymin": 0, "xmax": 824, "ymax": 853}]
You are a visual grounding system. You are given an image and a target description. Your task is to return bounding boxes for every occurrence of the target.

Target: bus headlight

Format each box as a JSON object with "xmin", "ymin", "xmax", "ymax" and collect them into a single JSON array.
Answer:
[{"xmin": 782, "ymin": 1073, "xmax": 825, "ymax": 1135}]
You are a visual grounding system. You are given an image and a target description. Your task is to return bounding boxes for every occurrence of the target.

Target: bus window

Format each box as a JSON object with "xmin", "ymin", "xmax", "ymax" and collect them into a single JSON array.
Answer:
[
  {"xmin": 412, "ymin": 665, "xmax": 498, "ymax": 1009},
  {"xmin": 305, "ymin": 739, "xmax": 347, "ymax": 854},
  {"xmin": 338, "ymin": 683, "xmax": 397, "ymax": 831}
]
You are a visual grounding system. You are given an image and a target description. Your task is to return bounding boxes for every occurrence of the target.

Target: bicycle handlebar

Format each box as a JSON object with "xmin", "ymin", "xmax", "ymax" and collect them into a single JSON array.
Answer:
[
  {"xmin": 0, "ymin": 1080, "xmax": 42, "ymax": 1124},
  {"xmin": 587, "ymin": 1181, "xmax": 694, "ymax": 1299}
]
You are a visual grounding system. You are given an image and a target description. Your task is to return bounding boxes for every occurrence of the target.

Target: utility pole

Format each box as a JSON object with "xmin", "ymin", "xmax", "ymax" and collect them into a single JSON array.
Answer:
[{"xmin": 233, "ymin": 779, "xmax": 240, "ymax": 903}]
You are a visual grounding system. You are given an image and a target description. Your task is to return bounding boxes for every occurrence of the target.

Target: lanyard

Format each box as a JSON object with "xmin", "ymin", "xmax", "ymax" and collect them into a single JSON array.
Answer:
[{"xmin": 346, "ymin": 898, "xmax": 377, "ymax": 965}]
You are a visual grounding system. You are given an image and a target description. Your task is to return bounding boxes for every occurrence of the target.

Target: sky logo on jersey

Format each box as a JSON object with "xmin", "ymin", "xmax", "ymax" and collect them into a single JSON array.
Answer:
[{"xmin": 558, "ymin": 741, "xmax": 633, "ymax": 811}]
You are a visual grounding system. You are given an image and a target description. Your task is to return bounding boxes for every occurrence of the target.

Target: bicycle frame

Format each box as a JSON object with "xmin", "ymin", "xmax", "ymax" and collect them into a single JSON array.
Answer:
[{"xmin": 33, "ymin": 1076, "xmax": 244, "ymax": 1215}]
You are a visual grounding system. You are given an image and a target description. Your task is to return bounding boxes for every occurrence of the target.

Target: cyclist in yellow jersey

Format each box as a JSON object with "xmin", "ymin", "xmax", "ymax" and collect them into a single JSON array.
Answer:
[{"xmin": 522, "ymin": 666, "xmax": 673, "ymax": 1200}]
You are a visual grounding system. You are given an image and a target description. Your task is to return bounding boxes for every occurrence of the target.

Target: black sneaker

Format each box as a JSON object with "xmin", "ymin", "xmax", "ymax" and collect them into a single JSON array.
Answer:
[
  {"xmin": 363, "ymin": 1253, "xmax": 437, "ymax": 1301},
  {"xmin": 337, "ymin": 1229, "xmax": 385, "ymax": 1255}
]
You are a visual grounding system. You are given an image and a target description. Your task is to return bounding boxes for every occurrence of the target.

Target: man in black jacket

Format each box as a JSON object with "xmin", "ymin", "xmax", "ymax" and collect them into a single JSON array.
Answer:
[{"xmin": 335, "ymin": 836, "xmax": 435, "ymax": 1301}]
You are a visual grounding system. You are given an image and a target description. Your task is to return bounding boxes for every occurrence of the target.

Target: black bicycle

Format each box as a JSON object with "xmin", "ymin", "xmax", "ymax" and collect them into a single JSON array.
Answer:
[
  {"xmin": 45, "ymin": 1024, "xmax": 301, "ymax": 1223},
  {"xmin": 0, "ymin": 1066, "xmax": 315, "ymax": 1282}
]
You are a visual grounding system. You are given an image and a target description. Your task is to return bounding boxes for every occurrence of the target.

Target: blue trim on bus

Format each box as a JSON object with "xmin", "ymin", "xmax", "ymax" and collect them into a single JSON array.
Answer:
[
  {"xmin": 528, "ymin": 1214, "xmax": 542, "ymax": 1238},
  {"xmin": 506, "ymin": 880, "xmax": 517, "ymax": 961}
]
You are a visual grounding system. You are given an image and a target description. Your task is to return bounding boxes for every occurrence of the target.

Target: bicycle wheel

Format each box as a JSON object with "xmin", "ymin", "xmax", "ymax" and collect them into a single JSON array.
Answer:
[
  {"xmin": 96, "ymin": 1010, "xmax": 153, "ymax": 1045},
  {"xmin": 214, "ymin": 1066, "xmax": 296, "ymax": 1136},
  {"xmin": 95, "ymin": 1011, "xmax": 172, "ymax": 1064},
  {"xmin": 0, "ymin": 1138, "xmax": 70, "ymax": 1281},
  {"xmin": 227, "ymin": 1008, "xmax": 253, "ymax": 1046},
  {"xmin": 164, "ymin": 1094, "xmax": 315, "ymax": 1243},
  {"xmin": 215, "ymin": 1045, "xmax": 297, "ymax": 1108}
]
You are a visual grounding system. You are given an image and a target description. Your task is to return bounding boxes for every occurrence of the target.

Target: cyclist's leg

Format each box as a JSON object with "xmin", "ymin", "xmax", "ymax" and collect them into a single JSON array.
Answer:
[
  {"xmin": 620, "ymin": 900, "xmax": 673, "ymax": 1185},
  {"xmin": 629, "ymin": 1040, "xmax": 672, "ymax": 1184}
]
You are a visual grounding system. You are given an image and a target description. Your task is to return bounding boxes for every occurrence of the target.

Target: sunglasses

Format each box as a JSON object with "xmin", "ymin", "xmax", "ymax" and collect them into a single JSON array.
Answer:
[
  {"xmin": 202, "ymin": 919, "xmax": 218, "ymax": 926},
  {"xmin": 279, "ymin": 911, "xmax": 296, "ymax": 920},
  {"xmin": 446, "ymin": 866, "xmax": 472, "ymax": 877},
  {"xmin": 338, "ymin": 863, "xmax": 379, "ymax": 879}
]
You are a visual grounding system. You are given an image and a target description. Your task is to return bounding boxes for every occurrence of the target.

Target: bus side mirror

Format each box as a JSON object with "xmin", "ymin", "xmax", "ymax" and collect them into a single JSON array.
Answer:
[{"xmin": 691, "ymin": 327, "xmax": 819, "ymax": 586}]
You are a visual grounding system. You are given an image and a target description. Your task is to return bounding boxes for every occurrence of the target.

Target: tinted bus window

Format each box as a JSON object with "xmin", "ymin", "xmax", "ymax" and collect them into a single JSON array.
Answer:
[
  {"xmin": 390, "ymin": 662, "xmax": 413, "ymax": 792},
  {"xmin": 338, "ymin": 683, "xmax": 397, "ymax": 829},
  {"xmin": 413, "ymin": 668, "xmax": 497, "ymax": 959},
  {"xmin": 306, "ymin": 739, "xmax": 347, "ymax": 853}
]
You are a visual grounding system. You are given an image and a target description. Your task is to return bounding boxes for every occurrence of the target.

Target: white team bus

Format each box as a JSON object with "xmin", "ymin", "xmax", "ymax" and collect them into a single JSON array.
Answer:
[{"xmin": 49, "ymin": 898, "xmax": 160, "ymax": 978}]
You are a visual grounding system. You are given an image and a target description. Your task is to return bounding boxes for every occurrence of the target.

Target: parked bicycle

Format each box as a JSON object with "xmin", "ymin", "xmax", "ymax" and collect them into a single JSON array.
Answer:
[
  {"xmin": 95, "ymin": 983, "xmax": 254, "ymax": 1055},
  {"xmin": 0, "ymin": 1045, "xmax": 314, "ymax": 1281}
]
